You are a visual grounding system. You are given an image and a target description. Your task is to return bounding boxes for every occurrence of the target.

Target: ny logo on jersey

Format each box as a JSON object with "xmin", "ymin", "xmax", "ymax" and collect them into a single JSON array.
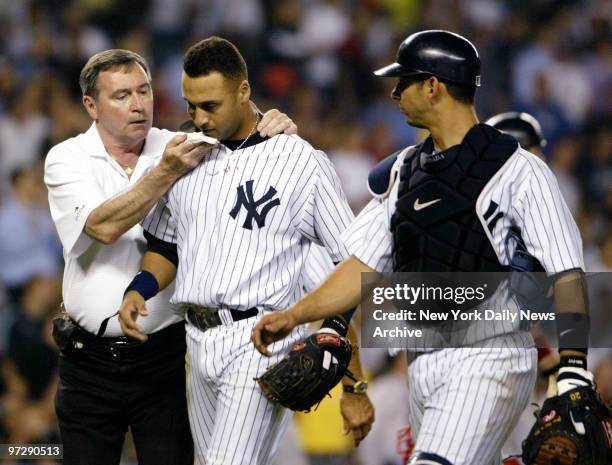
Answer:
[{"xmin": 229, "ymin": 180, "xmax": 281, "ymax": 230}]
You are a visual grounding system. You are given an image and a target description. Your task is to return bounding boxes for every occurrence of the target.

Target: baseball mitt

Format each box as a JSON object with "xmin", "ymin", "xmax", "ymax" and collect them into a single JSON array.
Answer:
[
  {"xmin": 255, "ymin": 332, "xmax": 353, "ymax": 412},
  {"xmin": 522, "ymin": 386, "xmax": 612, "ymax": 465}
]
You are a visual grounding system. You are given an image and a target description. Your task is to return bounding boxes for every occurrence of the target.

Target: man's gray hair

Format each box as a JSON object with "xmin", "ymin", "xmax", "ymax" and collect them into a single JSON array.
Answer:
[{"xmin": 79, "ymin": 49, "xmax": 151, "ymax": 97}]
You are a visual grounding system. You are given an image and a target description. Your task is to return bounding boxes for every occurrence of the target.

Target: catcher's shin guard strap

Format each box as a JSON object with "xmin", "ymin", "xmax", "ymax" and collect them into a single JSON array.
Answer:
[{"xmin": 409, "ymin": 452, "xmax": 454, "ymax": 465}]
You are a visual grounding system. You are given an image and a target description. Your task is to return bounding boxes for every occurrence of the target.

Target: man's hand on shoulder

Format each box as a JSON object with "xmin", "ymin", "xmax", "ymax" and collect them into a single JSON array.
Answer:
[{"xmin": 257, "ymin": 109, "xmax": 297, "ymax": 137}]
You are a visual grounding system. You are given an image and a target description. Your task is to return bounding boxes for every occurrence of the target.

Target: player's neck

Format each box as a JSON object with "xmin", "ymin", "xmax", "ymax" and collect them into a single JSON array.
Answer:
[
  {"xmin": 428, "ymin": 105, "xmax": 478, "ymax": 151},
  {"xmin": 229, "ymin": 107, "xmax": 259, "ymax": 141}
]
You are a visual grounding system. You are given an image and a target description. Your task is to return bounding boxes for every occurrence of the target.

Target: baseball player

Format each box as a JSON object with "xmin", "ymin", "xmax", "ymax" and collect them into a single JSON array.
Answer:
[
  {"xmin": 44, "ymin": 48, "xmax": 297, "ymax": 465},
  {"xmin": 486, "ymin": 112, "xmax": 547, "ymax": 159},
  {"xmin": 252, "ymin": 30, "xmax": 598, "ymax": 465},
  {"xmin": 118, "ymin": 37, "xmax": 373, "ymax": 465}
]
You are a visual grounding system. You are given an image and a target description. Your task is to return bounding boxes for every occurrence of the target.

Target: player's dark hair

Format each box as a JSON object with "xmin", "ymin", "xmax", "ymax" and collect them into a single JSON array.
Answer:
[
  {"xmin": 412, "ymin": 75, "xmax": 476, "ymax": 104},
  {"xmin": 445, "ymin": 82, "xmax": 476, "ymax": 104},
  {"xmin": 79, "ymin": 49, "xmax": 151, "ymax": 98},
  {"xmin": 183, "ymin": 36, "xmax": 248, "ymax": 82}
]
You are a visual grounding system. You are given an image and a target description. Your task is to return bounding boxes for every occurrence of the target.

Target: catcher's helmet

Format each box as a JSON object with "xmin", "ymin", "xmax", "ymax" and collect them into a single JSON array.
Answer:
[
  {"xmin": 374, "ymin": 30, "xmax": 481, "ymax": 87},
  {"xmin": 486, "ymin": 112, "xmax": 547, "ymax": 149}
]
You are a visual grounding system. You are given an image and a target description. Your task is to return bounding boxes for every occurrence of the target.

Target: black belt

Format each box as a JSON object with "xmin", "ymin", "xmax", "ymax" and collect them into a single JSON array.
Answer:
[
  {"xmin": 183, "ymin": 304, "xmax": 259, "ymax": 332},
  {"xmin": 68, "ymin": 320, "xmax": 184, "ymax": 359}
]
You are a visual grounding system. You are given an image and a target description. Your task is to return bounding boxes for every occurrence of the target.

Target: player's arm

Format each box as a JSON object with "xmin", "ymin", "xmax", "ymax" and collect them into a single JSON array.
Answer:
[
  {"xmin": 118, "ymin": 232, "xmax": 178, "ymax": 341},
  {"xmin": 254, "ymin": 189, "xmax": 391, "ymax": 354},
  {"xmin": 550, "ymin": 270, "xmax": 593, "ymax": 395},
  {"xmin": 84, "ymin": 134, "xmax": 211, "ymax": 244},
  {"xmin": 515, "ymin": 156, "xmax": 592, "ymax": 393},
  {"xmin": 252, "ymin": 255, "xmax": 373, "ymax": 354},
  {"xmin": 85, "ymin": 105, "xmax": 295, "ymax": 244},
  {"xmin": 341, "ymin": 321, "xmax": 375, "ymax": 447}
]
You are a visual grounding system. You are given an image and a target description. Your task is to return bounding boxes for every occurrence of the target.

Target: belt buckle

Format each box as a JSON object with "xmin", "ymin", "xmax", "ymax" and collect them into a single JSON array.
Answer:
[
  {"xmin": 200, "ymin": 308, "xmax": 220, "ymax": 330},
  {"xmin": 187, "ymin": 305, "xmax": 222, "ymax": 331}
]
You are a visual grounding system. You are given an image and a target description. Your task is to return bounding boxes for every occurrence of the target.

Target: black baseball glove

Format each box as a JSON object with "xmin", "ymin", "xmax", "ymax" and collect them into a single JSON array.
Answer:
[
  {"xmin": 255, "ymin": 332, "xmax": 353, "ymax": 412},
  {"xmin": 522, "ymin": 386, "xmax": 612, "ymax": 465}
]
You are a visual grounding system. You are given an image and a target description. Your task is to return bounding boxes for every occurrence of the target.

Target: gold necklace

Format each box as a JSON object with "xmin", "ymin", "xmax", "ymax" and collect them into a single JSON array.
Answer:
[
  {"xmin": 119, "ymin": 164, "xmax": 134, "ymax": 175},
  {"xmin": 112, "ymin": 155, "xmax": 135, "ymax": 175},
  {"xmin": 234, "ymin": 113, "xmax": 260, "ymax": 151}
]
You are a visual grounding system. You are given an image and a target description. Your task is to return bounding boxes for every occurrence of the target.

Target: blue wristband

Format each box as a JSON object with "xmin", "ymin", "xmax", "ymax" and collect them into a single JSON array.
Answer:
[{"xmin": 125, "ymin": 270, "xmax": 159, "ymax": 301}]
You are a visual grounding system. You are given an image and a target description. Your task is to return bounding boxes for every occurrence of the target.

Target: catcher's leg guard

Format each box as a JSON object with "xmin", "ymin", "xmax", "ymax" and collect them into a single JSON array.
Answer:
[{"xmin": 409, "ymin": 452, "xmax": 455, "ymax": 465}]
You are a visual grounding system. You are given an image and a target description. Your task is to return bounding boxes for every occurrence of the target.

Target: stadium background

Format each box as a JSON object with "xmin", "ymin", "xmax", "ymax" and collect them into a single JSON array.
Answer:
[{"xmin": 0, "ymin": 0, "xmax": 609, "ymax": 464}]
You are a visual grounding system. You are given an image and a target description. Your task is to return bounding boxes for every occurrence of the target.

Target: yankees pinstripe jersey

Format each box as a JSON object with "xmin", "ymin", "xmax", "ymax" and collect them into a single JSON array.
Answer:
[
  {"xmin": 143, "ymin": 133, "xmax": 354, "ymax": 310},
  {"xmin": 344, "ymin": 138, "xmax": 584, "ymax": 349},
  {"xmin": 304, "ymin": 244, "xmax": 335, "ymax": 293},
  {"xmin": 343, "ymin": 145, "xmax": 584, "ymax": 274}
]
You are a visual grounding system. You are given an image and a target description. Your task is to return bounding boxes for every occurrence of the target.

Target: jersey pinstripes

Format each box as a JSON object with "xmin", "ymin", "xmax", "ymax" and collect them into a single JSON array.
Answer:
[
  {"xmin": 340, "ymin": 142, "xmax": 582, "ymax": 465},
  {"xmin": 145, "ymin": 134, "xmax": 353, "ymax": 465},
  {"xmin": 303, "ymin": 244, "xmax": 335, "ymax": 292},
  {"xmin": 186, "ymin": 316, "xmax": 304, "ymax": 465},
  {"xmin": 143, "ymin": 134, "xmax": 354, "ymax": 310},
  {"xmin": 477, "ymin": 149, "xmax": 584, "ymax": 272},
  {"xmin": 185, "ymin": 248, "xmax": 334, "ymax": 465},
  {"xmin": 408, "ymin": 334, "xmax": 536, "ymax": 465},
  {"xmin": 342, "ymin": 199, "xmax": 393, "ymax": 271},
  {"xmin": 342, "ymin": 146, "xmax": 584, "ymax": 274}
]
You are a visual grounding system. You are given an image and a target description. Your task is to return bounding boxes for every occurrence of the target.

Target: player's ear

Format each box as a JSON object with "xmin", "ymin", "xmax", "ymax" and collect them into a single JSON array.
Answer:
[
  {"xmin": 237, "ymin": 80, "xmax": 250, "ymax": 104},
  {"xmin": 82, "ymin": 95, "xmax": 98, "ymax": 120},
  {"xmin": 425, "ymin": 76, "xmax": 442, "ymax": 103}
]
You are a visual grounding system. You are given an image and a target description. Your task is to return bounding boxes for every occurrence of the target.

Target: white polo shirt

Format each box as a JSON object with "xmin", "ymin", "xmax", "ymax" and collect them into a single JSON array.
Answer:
[{"xmin": 44, "ymin": 123, "xmax": 180, "ymax": 336}]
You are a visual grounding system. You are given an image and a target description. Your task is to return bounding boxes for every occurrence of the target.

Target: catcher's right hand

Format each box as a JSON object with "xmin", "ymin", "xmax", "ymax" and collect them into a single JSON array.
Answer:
[
  {"xmin": 255, "ymin": 332, "xmax": 353, "ymax": 412},
  {"xmin": 252, "ymin": 310, "xmax": 299, "ymax": 356}
]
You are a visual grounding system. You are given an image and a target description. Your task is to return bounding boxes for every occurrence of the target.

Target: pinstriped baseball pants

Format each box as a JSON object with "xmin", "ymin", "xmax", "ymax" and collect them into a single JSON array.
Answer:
[
  {"xmin": 186, "ymin": 314, "xmax": 306, "ymax": 465},
  {"xmin": 407, "ymin": 333, "xmax": 537, "ymax": 465}
]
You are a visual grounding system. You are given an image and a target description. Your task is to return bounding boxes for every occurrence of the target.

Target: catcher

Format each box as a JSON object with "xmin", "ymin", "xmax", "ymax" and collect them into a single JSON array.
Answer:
[{"xmin": 252, "ymin": 30, "xmax": 611, "ymax": 465}]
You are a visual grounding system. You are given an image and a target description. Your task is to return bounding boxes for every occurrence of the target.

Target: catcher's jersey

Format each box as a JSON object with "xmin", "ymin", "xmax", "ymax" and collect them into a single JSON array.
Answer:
[
  {"xmin": 343, "ymin": 143, "xmax": 584, "ymax": 349},
  {"xmin": 343, "ymin": 145, "xmax": 584, "ymax": 274},
  {"xmin": 143, "ymin": 134, "xmax": 353, "ymax": 310}
]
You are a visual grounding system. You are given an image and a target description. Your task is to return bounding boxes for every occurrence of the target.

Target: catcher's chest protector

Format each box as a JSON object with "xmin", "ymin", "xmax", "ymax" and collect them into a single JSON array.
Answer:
[{"xmin": 391, "ymin": 124, "xmax": 518, "ymax": 272}]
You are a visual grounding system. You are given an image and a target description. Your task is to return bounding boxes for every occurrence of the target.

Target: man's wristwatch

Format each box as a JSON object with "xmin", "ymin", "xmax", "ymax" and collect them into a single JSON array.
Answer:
[{"xmin": 343, "ymin": 380, "xmax": 368, "ymax": 395}]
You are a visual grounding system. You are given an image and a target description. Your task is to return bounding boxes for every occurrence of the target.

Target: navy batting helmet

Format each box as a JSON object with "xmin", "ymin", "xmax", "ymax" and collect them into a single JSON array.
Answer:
[
  {"xmin": 374, "ymin": 30, "xmax": 481, "ymax": 87},
  {"xmin": 486, "ymin": 112, "xmax": 547, "ymax": 149}
]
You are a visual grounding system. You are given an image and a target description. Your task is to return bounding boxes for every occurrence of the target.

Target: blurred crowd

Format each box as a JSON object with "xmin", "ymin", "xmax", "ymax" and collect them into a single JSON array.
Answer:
[{"xmin": 0, "ymin": 0, "xmax": 610, "ymax": 464}]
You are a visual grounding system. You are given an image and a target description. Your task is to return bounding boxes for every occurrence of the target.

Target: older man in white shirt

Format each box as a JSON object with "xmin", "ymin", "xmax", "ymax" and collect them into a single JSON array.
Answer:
[{"xmin": 44, "ymin": 48, "xmax": 295, "ymax": 465}]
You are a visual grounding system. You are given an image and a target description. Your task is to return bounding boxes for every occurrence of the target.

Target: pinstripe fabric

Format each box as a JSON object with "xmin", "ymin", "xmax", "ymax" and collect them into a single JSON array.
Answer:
[
  {"xmin": 144, "ymin": 135, "xmax": 353, "ymax": 464},
  {"xmin": 342, "ymin": 147, "xmax": 584, "ymax": 275},
  {"xmin": 340, "ymin": 142, "xmax": 584, "ymax": 465},
  {"xmin": 303, "ymin": 244, "xmax": 335, "ymax": 293},
  {"xmin": 186, "ymin": 316, "xmax": 306, "ymax": 465},
  {"xmin": 408, "ymin": 334, "xmax": 536, "ymax": 465},
  {"xmin": 143, "ymin": 135, "xmax": 353, "ymax": 310}
]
